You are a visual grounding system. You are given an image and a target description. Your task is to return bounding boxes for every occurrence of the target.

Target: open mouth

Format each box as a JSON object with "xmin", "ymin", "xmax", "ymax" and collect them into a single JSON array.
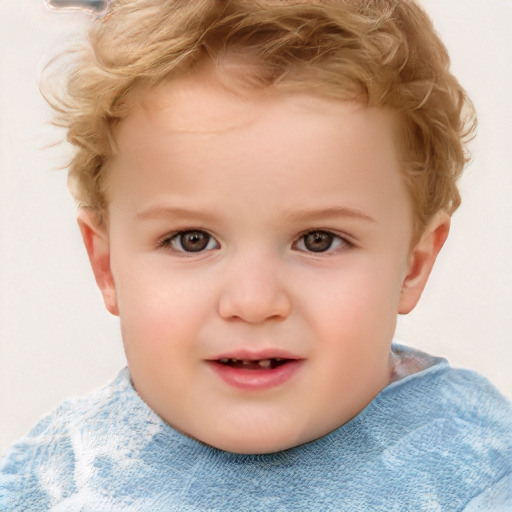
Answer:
[
  {"xmin": 209, "ymin": 355, "xmax": 302, "ymax": 389},
  {"xmin": 217, "ymin": 358, "xmax": 291, "ymax": 370}
]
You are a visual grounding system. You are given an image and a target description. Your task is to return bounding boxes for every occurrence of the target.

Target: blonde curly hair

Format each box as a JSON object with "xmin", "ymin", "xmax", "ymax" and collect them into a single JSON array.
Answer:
[{"xmin": 47, "ymin": 0, "xmax": 476, "ymax": 236}]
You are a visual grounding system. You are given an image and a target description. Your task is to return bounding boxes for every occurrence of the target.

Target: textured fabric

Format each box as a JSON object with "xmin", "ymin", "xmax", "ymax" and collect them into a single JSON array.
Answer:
[{"xmin": 2, "ymin": 345, "xmax": 511, "ymax": 511}]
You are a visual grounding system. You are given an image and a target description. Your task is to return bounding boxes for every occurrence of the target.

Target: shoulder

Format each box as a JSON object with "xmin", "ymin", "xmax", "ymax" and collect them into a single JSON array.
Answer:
[
  {"xmin": 382, "ymin": 352, "xmax": 512, "ymax": 433},
  {"xmin": 383, "ymin": 344, "xmax": 512, "ymax": 428},
  {"xmin": 0, "ymin": 368, "xmax": 146, "ymax": 511},
  {"xmin": 363, "ymin": 349, "xmax": 512, "ymax": 508}
]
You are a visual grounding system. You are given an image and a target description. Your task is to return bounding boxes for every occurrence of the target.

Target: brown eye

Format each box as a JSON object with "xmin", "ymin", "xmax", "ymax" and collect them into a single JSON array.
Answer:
[
  {"xmin": 295, "ymin": 230, "xmax": 347, "ymax": 253},
  {"xmin": 303, "ymin": 231, "xmax": 334, "ymax": 252},
  {"xmin": 170, "ymin": 230, "xmax": 218, "ymax": 253}
]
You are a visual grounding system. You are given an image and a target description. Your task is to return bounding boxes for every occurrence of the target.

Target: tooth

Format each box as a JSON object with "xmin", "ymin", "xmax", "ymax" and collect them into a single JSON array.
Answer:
[
  {"xmin": 242, "ymin": 360, "xmax": 252, "ymax": 366},
  {"xmin": 219, "ymin": 358, "xmax": 229, "ymax": 364},
  {"xmin": 258, "ymin": 359, "xmax": 272, "ymax": 369}
]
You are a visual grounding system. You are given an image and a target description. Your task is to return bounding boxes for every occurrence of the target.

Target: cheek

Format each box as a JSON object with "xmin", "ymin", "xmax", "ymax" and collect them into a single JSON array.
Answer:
[
  {"xmin": 115, "ymin": 270, "xmax": 191, "ymax": 351},
  {"xmin": 302, "ymin": 262, "xmax": 403, "ymax": 324},
  {"xmin": 296, "ymin": 261, "xmax": 404, "ymax": 375}
]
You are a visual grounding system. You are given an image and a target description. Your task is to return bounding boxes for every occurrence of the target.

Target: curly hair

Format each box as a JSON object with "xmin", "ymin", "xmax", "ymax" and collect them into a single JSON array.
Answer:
[{"xmin": 46, "ymin": 0, "xmax": 476, "ymax": 236}]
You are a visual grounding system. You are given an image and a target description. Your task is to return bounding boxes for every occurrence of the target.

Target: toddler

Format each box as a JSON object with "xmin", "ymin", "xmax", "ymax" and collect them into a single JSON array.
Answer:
[{"xmin": 1, "ymin": 0, "xmax": 511, "ymax": 510}]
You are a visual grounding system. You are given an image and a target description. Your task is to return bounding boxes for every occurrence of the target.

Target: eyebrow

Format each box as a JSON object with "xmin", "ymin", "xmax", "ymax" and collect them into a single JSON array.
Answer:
[
  {"xmin": 279, "ymin": 206, "xmax": 376, "ymax": 223},
  {"xmin": 135, "ymin": 205, "xmax": 220, "ymax": 222},
  {"xmin": 136, "ymin": 204, "xmax": 375, "ymax": 223}
]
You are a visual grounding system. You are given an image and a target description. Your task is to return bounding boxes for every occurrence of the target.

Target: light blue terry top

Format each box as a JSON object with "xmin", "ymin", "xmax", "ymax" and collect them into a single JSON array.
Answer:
[{"xmin": 1, "ymin": 345, "xmax": 511, "ymax": 511}]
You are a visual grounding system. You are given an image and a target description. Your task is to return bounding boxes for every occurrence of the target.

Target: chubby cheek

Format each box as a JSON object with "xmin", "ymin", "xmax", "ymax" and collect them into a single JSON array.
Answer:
[
  {"xmin": 305, "ymin": 263, "xmax": 402, "ymax": 365},
  {"xmin": 312, "ymin": 289, "xmax": 397, "ymax": 417},
  {"xmin": 114, "ymin": 268, "xmax": 202, "ymax": 372},
  {"xmin": 310, "ymin": 260, "xmax": 401, "ymax": 327},
  {"xmin": 118, "ymin": 301, "xmax": 199, "ymax": 419}
]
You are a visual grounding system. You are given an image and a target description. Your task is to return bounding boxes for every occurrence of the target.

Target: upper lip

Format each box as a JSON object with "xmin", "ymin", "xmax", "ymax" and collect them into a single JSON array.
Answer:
[{"xmin": 208, "ymin": 349, "xmax": 302, "ymax": 361}]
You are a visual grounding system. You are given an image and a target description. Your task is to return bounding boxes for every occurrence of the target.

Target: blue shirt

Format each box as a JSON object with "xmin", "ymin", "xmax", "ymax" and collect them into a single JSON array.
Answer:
[{"xmin": 1, "ymin": 345, "xmax": 511, "ymax": 511}]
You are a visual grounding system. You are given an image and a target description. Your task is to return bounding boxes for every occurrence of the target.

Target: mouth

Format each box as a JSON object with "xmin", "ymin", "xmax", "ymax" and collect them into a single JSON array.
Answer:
[
  {"xmin": 207, "ymin": 353, "xmax": 302, "ymax": 390},
  {"xmin": 216, "ymin": 357, "xmax": 291, "ymax": 370}
]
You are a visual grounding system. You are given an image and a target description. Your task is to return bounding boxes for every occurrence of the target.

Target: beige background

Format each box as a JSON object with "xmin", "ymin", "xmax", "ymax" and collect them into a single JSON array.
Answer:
[{"xmin": 1, "ymin": 0, "xmax": 511, "ymax": 455}]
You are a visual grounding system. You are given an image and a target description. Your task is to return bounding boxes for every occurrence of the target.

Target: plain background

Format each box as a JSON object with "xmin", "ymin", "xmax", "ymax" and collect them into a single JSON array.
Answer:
[{"xmin": 0, "ymin": 0, "xmax": 511, "ymax": 455}]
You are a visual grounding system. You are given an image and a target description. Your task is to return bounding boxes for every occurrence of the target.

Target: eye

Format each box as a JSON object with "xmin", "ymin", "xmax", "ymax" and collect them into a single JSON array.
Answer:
[
  {"xmin": 165, "ymin": 230, "xmax": 219, "ymax": 253},
  {"xmin": 294, "ymin": 230, "xmax": 347, "ymax": 253}
]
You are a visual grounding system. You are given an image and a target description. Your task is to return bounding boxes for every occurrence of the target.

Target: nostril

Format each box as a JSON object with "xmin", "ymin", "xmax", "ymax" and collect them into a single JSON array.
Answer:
[{"xmin": 217, "ymin": 288, "xmax": 293, "ymax": 324}]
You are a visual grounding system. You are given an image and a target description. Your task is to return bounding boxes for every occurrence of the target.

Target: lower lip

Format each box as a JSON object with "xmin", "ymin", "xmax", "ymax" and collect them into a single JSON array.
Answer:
[{"xmin": 207, "ymin": 360, "xmax": 302, "ymax": 391}]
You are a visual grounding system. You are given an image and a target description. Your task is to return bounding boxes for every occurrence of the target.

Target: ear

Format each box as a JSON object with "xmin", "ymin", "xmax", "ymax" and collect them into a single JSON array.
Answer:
[
  {"xmin": 397, "ymin": 212, "xmax": 451, "ymax": 315},
  {"xmin": 76, "ymin": 208, "xmax": 119, "ymax": 316}
]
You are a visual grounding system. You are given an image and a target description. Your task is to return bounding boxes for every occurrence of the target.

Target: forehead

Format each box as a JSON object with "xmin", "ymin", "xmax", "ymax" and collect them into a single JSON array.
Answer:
[
  {"xmin": 108, "ymin": 71, "xmax": 411, "ymax": 235},
  {"xmin": 117, "ymin": 91, "xmax": 398, "ymax": 199},
  {"xmin": 130, "ymin": 56, "xmax": 368, "ymax": 130},
  {"xmin": 121, "ymin": 64, "xmax": 400, "ymax": 163}
]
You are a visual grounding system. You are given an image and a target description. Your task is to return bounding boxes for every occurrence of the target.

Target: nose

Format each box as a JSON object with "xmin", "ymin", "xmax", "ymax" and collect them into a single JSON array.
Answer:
[{"xmin": 217, "ymin": 253, "xmax": 292, "ymax": 324}]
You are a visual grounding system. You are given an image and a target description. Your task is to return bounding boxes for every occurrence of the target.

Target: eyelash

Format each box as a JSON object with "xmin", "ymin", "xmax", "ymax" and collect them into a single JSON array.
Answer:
[
  {"xmin": 157, "ymin": 230, "xmax": 220, "ymax": 254},
  {"xmin": 157, "ymin": 229, "xmax": 352, "ymax": 255},
  {"xmin": 293, "ymin": 230, "xmax": 352, "ymax": 254}
]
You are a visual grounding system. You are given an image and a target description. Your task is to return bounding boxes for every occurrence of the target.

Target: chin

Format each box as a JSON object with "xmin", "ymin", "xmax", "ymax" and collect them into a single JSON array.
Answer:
[
  {"xmin": 211, "ymin": 439, "xmax": 295, "ymax": 455},
  {"xmin": 199, "ymin": 427, "xmax": 310, "ymax": 455}
]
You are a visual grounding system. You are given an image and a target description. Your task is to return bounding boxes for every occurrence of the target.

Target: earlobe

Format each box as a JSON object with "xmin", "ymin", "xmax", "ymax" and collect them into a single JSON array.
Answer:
[
  {"xmin": 397, "ymin": 212, "xmax": 450, "ymax": 315},
  {"xmin": 76, "ymin": 208, "xmax": 119, "ymax": 316}
]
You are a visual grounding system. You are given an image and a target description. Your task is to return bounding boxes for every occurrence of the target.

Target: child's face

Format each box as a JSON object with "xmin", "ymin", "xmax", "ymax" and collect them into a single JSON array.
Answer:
[{"xmin": 80, "ymin": 69, "xmax": 446, "ymax": 454}]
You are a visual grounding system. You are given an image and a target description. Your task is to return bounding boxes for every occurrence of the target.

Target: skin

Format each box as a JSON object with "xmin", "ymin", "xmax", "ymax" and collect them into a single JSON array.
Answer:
[{"xmin": 78, "ymin": 68, "xmax": 449, "ymax": 454}]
